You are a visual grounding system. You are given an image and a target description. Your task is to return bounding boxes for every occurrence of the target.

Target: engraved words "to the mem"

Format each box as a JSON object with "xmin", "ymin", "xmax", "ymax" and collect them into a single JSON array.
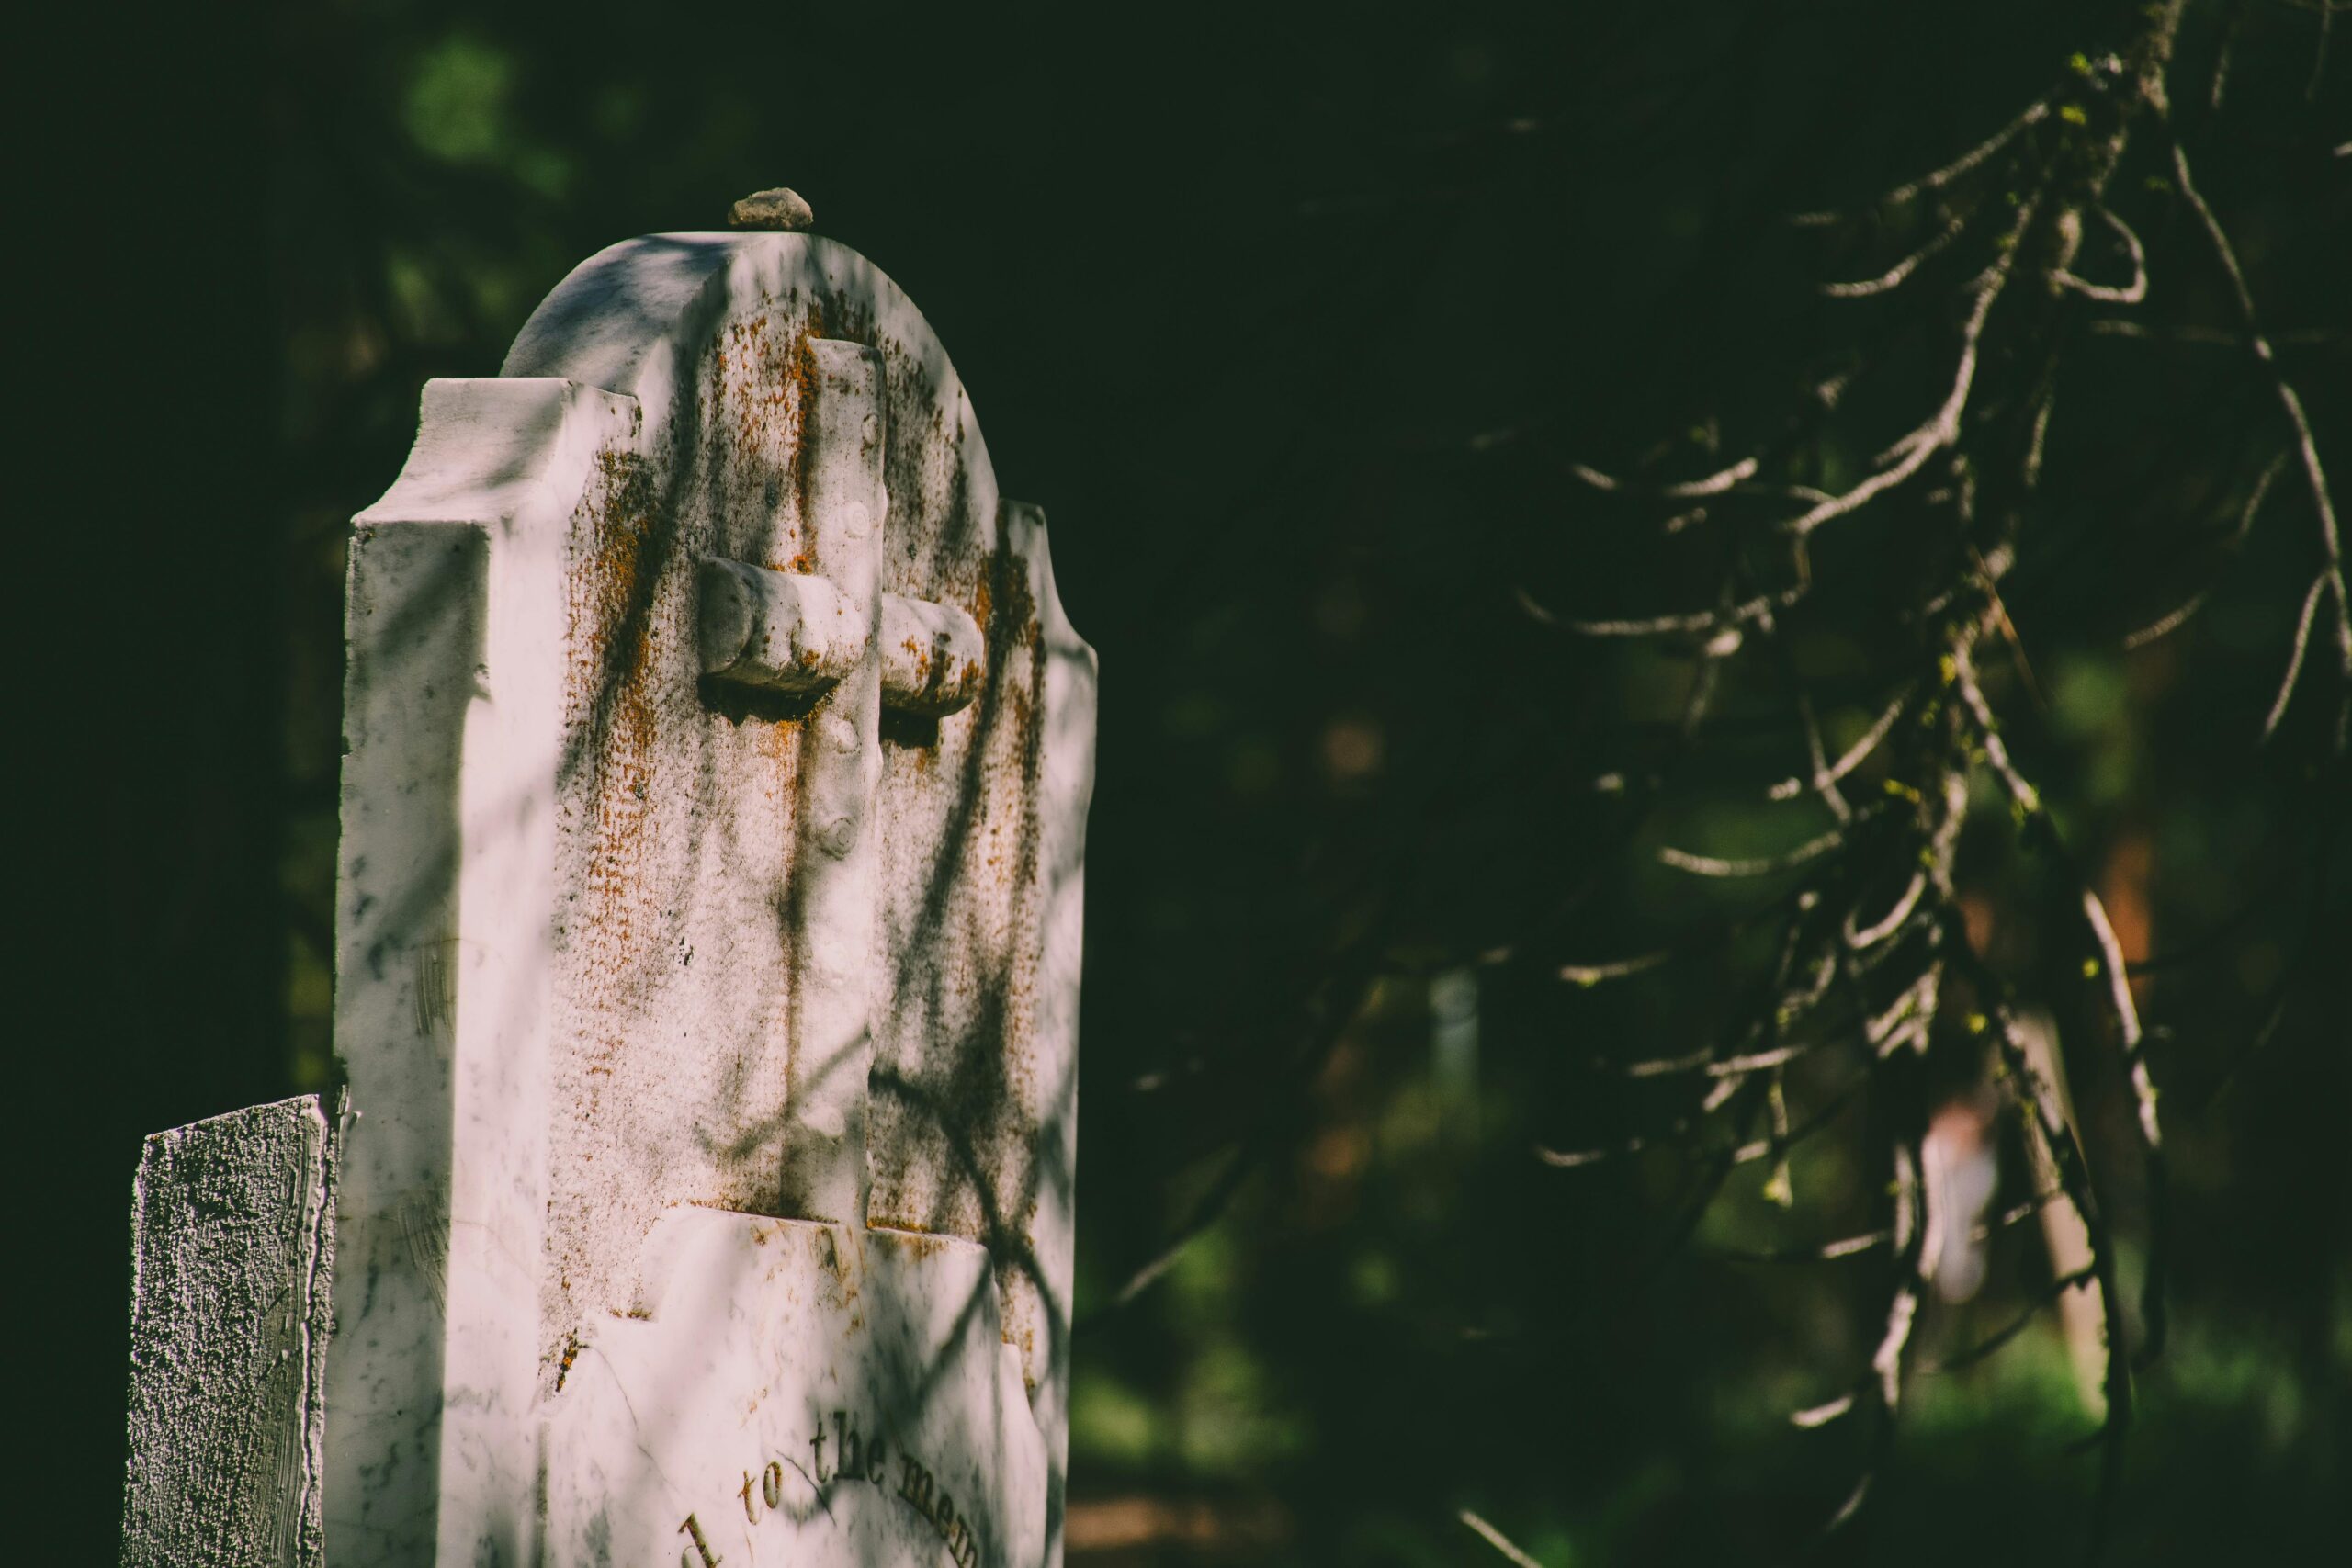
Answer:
[{"xmin": 676, "ymin": 1410, "xmax": 996, "ymax": 1568}]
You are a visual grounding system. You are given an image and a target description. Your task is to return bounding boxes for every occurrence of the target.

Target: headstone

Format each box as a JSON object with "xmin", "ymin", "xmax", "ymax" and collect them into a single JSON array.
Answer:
[
  {"xmin": 124, "ymin": 214, "xmax": 1096, "ymax": 1568},
  {"xmin": 122, "ymin": 1095, "xmax": 338, "ymax": 1568}
]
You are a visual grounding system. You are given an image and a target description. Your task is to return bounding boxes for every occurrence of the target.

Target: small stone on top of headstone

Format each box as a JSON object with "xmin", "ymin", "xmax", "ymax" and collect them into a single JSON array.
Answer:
[{"xmin": 728, "ymin": 186, "xmax": 815, "ymax": 231}]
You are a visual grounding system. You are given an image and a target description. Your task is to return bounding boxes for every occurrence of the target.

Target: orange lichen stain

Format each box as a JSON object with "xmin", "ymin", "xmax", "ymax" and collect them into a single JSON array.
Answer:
[
  {"xmin": 869, "ymin": 1223, "xmax": 955, "ymax": 1262},
  {"xmin": 565, "ymin": 446, "xmax": 671, "ymax": 1037},
  {"xmin": 774, "ymin": 310, "xmax": 825, "ymax": 564}
]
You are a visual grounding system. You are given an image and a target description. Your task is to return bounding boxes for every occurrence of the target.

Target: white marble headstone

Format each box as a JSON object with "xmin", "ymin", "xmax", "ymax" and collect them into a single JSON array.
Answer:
[{"xmin": 326, "ymin": 231, "xmax": 1094, "ymax": 1568}]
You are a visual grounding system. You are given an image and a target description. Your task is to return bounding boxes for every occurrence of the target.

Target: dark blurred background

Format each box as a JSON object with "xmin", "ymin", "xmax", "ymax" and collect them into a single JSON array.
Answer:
[{"xmin": 25, "ymin": 2, "xmax": 2346, "ymax": 1562}]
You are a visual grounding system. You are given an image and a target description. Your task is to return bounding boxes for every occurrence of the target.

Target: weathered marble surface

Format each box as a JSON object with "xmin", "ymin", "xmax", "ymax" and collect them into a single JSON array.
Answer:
[
  {"xmin": 326, "ymin": 231, "xmax": 1095, "ymax": 1566},
  {"xmin": 547, "ymin": 1211, "xmax": 1045, "ymax": 1568},
  {"xmin": 122, "ymin": 1095, "xmax": 337, "ymax": 1568}
]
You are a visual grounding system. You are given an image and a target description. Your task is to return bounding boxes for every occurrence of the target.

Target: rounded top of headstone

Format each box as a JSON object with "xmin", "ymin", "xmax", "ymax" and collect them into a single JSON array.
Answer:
[{"xmin": 727, "ymin": 186, "xmax": 815, "ymax": 231}]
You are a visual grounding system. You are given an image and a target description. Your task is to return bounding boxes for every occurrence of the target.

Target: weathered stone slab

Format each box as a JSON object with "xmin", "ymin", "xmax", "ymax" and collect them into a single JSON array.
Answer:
[
  {"xmin": 122, "ymin": 1094, "xmax": 337, "ymax": 1568},
  {"xmin": 327, "ymin": 231, "xmax": 1095, "ymax": 1566}
]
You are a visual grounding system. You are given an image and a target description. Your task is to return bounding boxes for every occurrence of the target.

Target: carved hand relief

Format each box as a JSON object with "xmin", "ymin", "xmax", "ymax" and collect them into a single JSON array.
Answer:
[{"xmin": 322, "ymin": 215, "xmax": 1095, "ymax": 1568}]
